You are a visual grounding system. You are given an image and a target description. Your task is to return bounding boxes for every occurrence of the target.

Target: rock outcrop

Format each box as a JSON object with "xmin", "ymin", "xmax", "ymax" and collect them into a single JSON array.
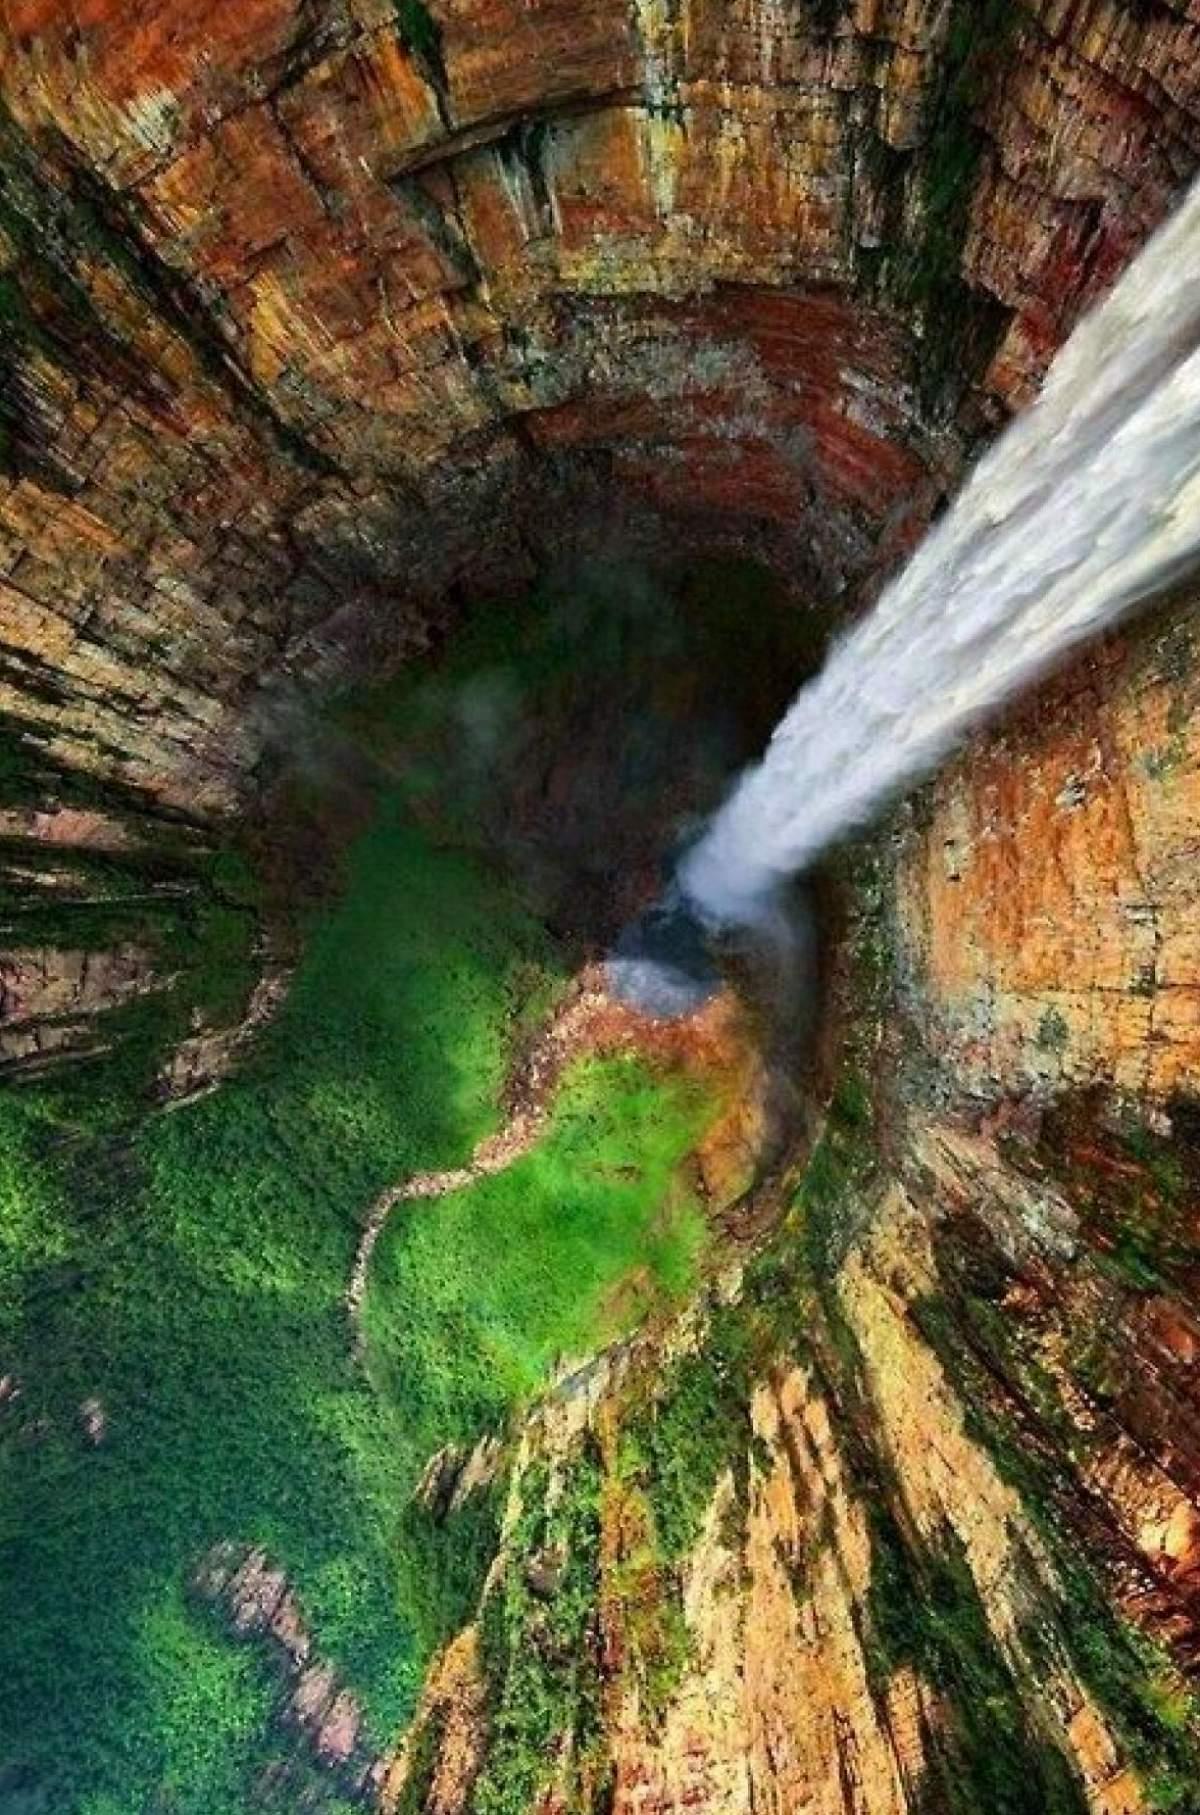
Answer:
[{"xmin": 193, "ymin": 1540, "xmax": 390, "ymax": 1801}]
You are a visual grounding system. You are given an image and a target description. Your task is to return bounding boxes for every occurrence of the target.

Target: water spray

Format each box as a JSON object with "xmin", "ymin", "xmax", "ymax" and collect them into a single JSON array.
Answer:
[{"xmin": 610, "ymin": 176, "xmax": 1200, "ymax": 1017}]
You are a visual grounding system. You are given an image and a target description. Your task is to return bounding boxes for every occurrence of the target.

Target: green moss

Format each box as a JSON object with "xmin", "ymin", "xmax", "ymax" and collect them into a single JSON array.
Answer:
[
  {"xmin": 794, "ymin": 1071, "xmax": 877, "ymax": 1276},
  {"xmin": 910, "ymin": 1282, "xmax": 1200, "ymax": 1812},
  {"xmin": 1037, "ymin": 1005, "xmax": 1070, "ymax": 1052},
  {"xmin": 636, "ymin": 1319, "xmax": 754, "ymax": 1552},
  {"xmin": 1033, "ymin": 1096, "xmax": 1200, "ymax": 1295},
  {"xmin": 591, "ymin": 917, "xmax": 887, "ymax": 1614},
  {"xmin": 892, "ymin": 0, "xmax": 1022, "ymax": 408},
  {"xmin": 594, "ymin": 1304, "xmax": 767, "ymax": 1732},
  {"xmin": 688, "ymin": 1014, "xmax": 1196, "ymax": 1812},
  {"xmin": 1059, "ymin": 1591, "xmax": 1200, "ymax": 1815},
  {"xmin": 394, "ymin": 1707, "xmax": 447, "ymax": 1815}
]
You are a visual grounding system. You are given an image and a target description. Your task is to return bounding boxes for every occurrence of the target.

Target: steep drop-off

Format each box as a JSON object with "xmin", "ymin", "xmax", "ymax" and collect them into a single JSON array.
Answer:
[{"xmin": 2, "ymin": 3, "xmax": 1200, "ymax": 1812}]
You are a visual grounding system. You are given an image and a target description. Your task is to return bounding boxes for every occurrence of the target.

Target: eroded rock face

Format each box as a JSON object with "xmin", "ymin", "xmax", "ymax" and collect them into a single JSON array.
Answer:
[
  {"xmin": 0, "ymin": 940, "xmax": 159, "ymax": 1066},
  {"xmin": 1, "ymin": 0, "xmax": 1197, "ymax": 809},
  {"xmin": 2, "ymin": 0, "xmax": 1198, "ymax": 1070},
  {"xmin": 898, "ymin": 590, "xmax": 1200, "ymax": 1103},
  {"xmin": 193, "ymin": 1540, "xmax": 389, "ymax": 1797}
]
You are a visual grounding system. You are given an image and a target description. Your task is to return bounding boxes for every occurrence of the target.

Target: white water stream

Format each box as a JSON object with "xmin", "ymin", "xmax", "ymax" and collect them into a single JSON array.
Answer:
[{"xmin": 678, "ymin": 180, "xmax": 1200, "ymax": 928}]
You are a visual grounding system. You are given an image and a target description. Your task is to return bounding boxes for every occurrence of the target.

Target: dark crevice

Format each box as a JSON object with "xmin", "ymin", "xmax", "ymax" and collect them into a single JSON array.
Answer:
[
  {"xmin": 390, "ymin": 167, "xmax": 483, "ymax": 288},
  {"xmin": 498, "ymin": 119, "xmax": 558, "ymax": 239},
  {"xmin": 394, "ymin": 0, "xmax": 454, "ymax": 132}
]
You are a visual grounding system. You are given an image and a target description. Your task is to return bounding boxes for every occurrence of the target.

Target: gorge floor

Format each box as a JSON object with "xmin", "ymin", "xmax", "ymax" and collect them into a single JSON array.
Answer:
[{"xmin": 0, "ymin": 795, "xmax": 732, "ymax": 1813}]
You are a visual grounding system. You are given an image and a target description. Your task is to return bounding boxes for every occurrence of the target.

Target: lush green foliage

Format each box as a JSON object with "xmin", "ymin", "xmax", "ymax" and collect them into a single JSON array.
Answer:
[
  {"xmin": 618, "ymin": 1309, "xmax": 758, "ymax": 1568},
  {"xmin": 365, "ymin": 1055, "xmax": 708, "ymax": 1418},
  {"xmin": 0, "ymin": 796, "xmax": 715, "ymax": 1812}
]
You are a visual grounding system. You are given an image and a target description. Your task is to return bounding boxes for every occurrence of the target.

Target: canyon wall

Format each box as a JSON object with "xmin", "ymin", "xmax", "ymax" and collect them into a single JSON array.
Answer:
[
  {"xmin": 898, "ymin": 589, "xmax": 1200, "ymax": 1106},
  {"xmin": 393, "ymin": 622, "xmax": 1200, "ymax": 1811},
  {"xmin": 2, "ymin": 0, "xmax": 1198, "ymax": 809}
]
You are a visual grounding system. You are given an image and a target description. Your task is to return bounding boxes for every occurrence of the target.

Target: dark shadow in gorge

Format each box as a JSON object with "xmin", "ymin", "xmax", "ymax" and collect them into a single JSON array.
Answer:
[{"xmin": 329, "ymin": 552, "xmax": 835, "ymax": 950}]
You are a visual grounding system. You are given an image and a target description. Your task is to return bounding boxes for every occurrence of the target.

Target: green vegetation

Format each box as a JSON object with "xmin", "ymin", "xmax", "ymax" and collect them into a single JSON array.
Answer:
[
  {"xmin": 1033, "ymin": 1095, "xmax": 1200, "ymax": 1294},
  {"xmin": 601, "ymin": 1318, "xmax": 758, "ymax": 1728},
  {"xmin": 771, "ymin": 1074, "xmax": 1200, "ymax": 1814},
  {"xmin": 589, "ymin": 879, "xmax": 889, "ymax": 1624},
  {"xmin": 563, "ymin": 1067, "xmax": 885, "ymax": 1742},
  {"xmin": 1054, "ymin": 1561, "xmax": 1200, "ymax": 1815},
  {"xmin": 0, "ymin": 787, "xmax": 718, "ymax": 1811},
  {"xmin": 1037, "ymin": 1004, "xmax": 1070, "ymax": 1052},
  {"xmin": 0, "ymin": 716, "xmax": 134, "ymax": 813},
  {"xmin": 366, "ymin": 1055, "xmax": 709, "ymax": 1418},
  {"xmin": 793, "ymin": 1070, "xmax": 876, "ymax": 1274},
  {"xmin": 474, "ymin": 1452, "xmax": 607, "ymax": 1814},
  {"xmin": 903, "ymin": 1, "xmax": 1015, "ymax": 303},
  {"xmin": 684, "ymin": 985, "xmax": 1199, "ymax": 1815},
  {"xmin": 857, "ymin": 0, "xmax": 1020, "ymax": 408},
  {"xmin": 0, "ymin": 824, "xmax": 263, "ymax": 1125},
  {"xmin": 619, "ymin": 1309, "xmax": 759, "ymax": 1568},
  {"xmin": 603, "ymin": 1528, "xmax": 693, "ymax": 1726},
  {"xmin": 788, "ymin": 1041, "xmax": 1200, "ymax": 1815},
  {"xmin": 394, "ymin": 1706, "xmax": 446, "ymax": 1815},
  {"xmin": 579, "ymin": 1057, "xmax": 1197, "ymax": 1812},
  {"xmin": 0, "ymin": 712, "xmax": 269, "ymax": 1115},
  {"xmin": 338, "ymin": 556, "xmax": 825, "ymax": 937}
]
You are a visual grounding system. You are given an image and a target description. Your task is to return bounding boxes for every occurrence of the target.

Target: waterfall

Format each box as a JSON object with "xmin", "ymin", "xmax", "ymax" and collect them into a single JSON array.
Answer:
[{"xmin": 677, "ymin": 178, "xmax": 1200, "ymax": 930}]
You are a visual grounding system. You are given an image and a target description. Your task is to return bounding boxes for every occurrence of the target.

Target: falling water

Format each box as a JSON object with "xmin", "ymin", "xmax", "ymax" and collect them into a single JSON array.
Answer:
[{"xmin": 676, "ymin": 178, "xmax": 1200, "ymax": 932}]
